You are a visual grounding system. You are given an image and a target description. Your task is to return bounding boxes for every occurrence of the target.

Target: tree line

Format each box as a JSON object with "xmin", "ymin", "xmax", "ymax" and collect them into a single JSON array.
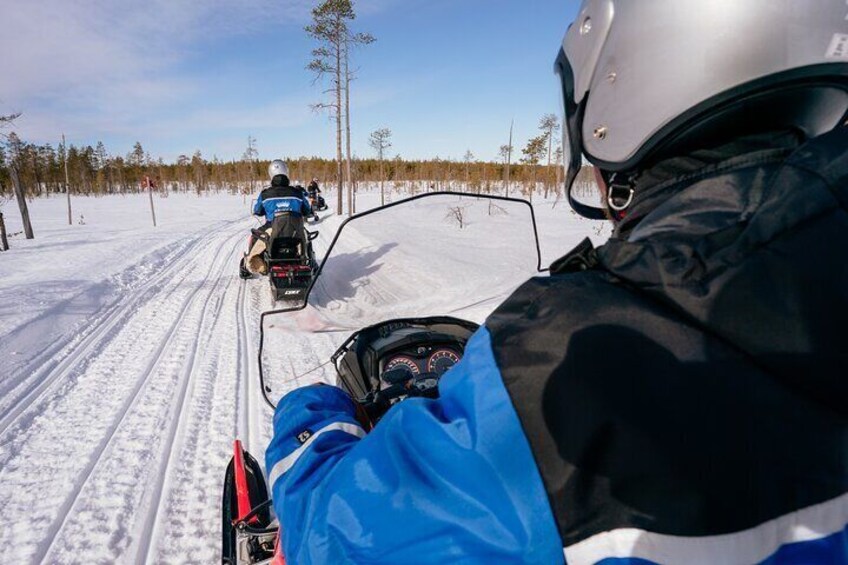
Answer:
[
  {"xmin": 0, "ymin": 134, "xmax": 593, "ymax": 199},
  {"xmin": 0, "ymin": 120, "xmax": 597, "ymax": 250}
]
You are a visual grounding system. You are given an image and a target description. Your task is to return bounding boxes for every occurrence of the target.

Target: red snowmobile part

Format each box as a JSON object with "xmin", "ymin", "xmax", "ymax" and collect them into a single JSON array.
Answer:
[
  {"xmin": 270, "ymin": 264, "xmax": 312, "ymax": 275},
  {"xmin": 233, "ymin": 440, "xmax": 285, "ymax": 563},
  {"xmin": 273, "ymin": 534, "xmax": 286, "ymax": 564},
  {"xmin": 233, "ymin": 440, "xmax": 286, "ymax": 563},
  {"xmin": 233, "ymin": 440, "xmax": 259, "ymax": 525},
  {"xmin": 222, "ymin": 441, "xmax": 276, "ymax": 564}
]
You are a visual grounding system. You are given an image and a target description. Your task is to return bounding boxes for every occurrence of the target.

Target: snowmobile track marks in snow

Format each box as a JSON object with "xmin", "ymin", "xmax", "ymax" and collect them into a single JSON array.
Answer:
[
  {"xmin": 0, "ymin": 221, "xmax": 248, "ymax": 564},
  {"xmin": 29, "ymin": 226, "xmax": 245, "ymax": 565},
  {"xmin": 0, "ymin": 226, "xmax": 225, "ymax": 441},
  {"xmin": 132, "ymin": 231, "xmax": 243, "ymax": 565},
  {"xmin": 236, "ymin": 279, "xmax": 260, "ymax": 456},
  {"xmin": 143, "ymin": 233, "xmax": 266, "ymax": 564}
]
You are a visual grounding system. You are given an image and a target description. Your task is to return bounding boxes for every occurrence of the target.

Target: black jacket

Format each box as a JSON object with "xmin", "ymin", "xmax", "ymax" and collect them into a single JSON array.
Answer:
[
  {"xmin": 253, "ymin": 175, "xmax": 312, "ymax": 221},
  {"xmin": 489, "ymin": 128, "xmax": 848, "ymax": 545},
  {"xmin": 260, "ymin": 175, "xmax": 305, "ymax": 201}
]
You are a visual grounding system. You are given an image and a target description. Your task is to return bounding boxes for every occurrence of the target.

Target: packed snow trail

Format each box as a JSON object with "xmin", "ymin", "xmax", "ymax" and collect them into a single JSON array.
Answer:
[{"xmin": 0, "ymin": 215, "xmax": 273, "ymax": 564}]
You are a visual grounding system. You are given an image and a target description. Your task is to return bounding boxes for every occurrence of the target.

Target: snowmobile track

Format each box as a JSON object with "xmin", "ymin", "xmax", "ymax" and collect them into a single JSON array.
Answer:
[
  {"xmin": 236, "ymin": 279, "xmax": 258, "ymax": 454},
  {"xmin": 31, "ymin": 225, "xmax": 245, "ymax": 565},
  {"xmin": 132, "ymin": 232, "xmax": 244, "ymax": 565},
  {"xmin": 0, "ymin": 222, "xmax": 235, "ymax": 442},
  {"xmin": 138, "ymin": 230, "xmax": 265, "ymax": 564}
]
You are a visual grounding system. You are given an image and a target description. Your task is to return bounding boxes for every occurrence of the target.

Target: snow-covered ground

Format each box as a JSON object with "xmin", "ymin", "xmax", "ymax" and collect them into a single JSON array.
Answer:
[{"xmin": 0, "ymin": 187, "xmax": 608, "ymax": 563}]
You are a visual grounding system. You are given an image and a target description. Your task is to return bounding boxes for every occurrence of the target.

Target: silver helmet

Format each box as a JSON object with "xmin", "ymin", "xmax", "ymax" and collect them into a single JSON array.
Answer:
[
  {"xmin": 268, "ymin": 159, "xmax": 289, "ymax": 180},
  {"xmin": 557, "ymin": 0, "xmax": 848, "ymax": 219}
]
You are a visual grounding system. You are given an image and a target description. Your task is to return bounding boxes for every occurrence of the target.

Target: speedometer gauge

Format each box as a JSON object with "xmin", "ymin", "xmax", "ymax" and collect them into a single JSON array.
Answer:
[
  {"xmin": 427, "ymin": 349, "xmax": 461, "ymax": 375},
  {"xmin": 384, "ymin": 356, "xmax": 420, "ymax": 378}
]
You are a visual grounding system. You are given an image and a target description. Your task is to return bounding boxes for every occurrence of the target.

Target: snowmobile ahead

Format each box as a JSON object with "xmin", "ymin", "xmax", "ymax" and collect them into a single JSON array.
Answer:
[
  {"xmin": 222, "ymin": 191, "xmax": 547, "ymax": 564},
  {"xmin": 262, "ymin": 214, "xmax": 318, "ymax": 303},
  {"xmin": 307, "ymin": 180, "xmax": 328, "ymax": 214},
  {"xmin": 308, "ymin": 192, "xmax": 327, "ymax": 213},
  {"xmin": 240, "ymin": 213, "xmax": 319, "ymax": 303}
]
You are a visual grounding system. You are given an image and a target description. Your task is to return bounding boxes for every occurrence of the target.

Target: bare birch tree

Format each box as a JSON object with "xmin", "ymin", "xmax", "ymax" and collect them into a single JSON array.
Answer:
[
  {"xmin": 61, "ymin": 134, "xmax": 72, "ymax": 225},
  {"xmin": 502, "ymin": 120, "xmax": 514, "ymax": 197},
  {"xmin": 369, "ymin": 127, "xmax": 392, "ymax": 206},
  {"xmin": 445, "ymin": 205, "xmax": 468, "ymax": 229},
  {"xmin": 242, "ymin": 135, "xmax": 258, "ymax": 200},
  {"xmin": 343, "ymin": 27, "xmax": 374, "ymax": 214}
]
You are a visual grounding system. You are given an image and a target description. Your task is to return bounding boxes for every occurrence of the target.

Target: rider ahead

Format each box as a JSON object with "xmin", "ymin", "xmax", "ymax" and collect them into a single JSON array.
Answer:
[
  {"xmin": 253, "ymin": 160, "xmax": 312, "ymax": 224},
  {"xmin": 245, "ymin": 160, "xmax": 312, "ymax": 275},
  {"xmin": 307, "ymin": 178, "xmax": 321, "ymax": 198}
]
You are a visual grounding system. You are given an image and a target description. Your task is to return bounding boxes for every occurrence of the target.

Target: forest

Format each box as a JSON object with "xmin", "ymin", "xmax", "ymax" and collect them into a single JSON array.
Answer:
[{"xmin": 0, "ymin": 134, "xmax": 596, "ymax": 201}]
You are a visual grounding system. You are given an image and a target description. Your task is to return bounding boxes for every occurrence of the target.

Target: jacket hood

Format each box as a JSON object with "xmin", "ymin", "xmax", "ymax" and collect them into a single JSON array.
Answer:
[{"xmin": 597, "ymin": 126, "xmax": 848, "ymax": 413}]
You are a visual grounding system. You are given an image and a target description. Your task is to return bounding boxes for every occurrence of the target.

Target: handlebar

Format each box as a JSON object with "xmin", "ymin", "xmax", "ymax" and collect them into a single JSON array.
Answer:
[{"xmin": 363, "ymin": 370, "xmax": 441, "ymax": 420}]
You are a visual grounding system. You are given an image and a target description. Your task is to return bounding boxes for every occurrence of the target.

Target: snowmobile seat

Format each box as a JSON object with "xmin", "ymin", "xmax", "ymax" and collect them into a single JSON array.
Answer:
[
  {"xmin": 270, "ymin": 237, "xmax": 303, "ymax": 260},
  {"xmin": 268, "ymin": 214, "xmax": 308, "ymax": 262}
]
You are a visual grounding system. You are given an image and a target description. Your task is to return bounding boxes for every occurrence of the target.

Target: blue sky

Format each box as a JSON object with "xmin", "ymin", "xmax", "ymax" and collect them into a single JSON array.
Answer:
[{"xmin": 0, "ymin": 0, "xmax": 580, "ymax": 162}]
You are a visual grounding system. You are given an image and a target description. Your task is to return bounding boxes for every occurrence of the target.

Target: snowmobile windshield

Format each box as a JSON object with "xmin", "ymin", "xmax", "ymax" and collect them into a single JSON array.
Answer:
[{"xmin": 258, "ymin": 192, "xmax": 545, "ymax": 407}]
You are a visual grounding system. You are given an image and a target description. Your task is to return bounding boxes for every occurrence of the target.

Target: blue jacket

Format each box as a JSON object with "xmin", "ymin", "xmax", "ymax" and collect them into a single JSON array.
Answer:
[
  {"xmin": 266, "ymin": 329, "xmax": 562, "ymax": 564},
  {"xmin": 253, "ymin": 182, "xmax": 312, "ymax": 222},
  {"xmin": 266, "ymin": 328, "xmax": 847, "ymax": 564}
]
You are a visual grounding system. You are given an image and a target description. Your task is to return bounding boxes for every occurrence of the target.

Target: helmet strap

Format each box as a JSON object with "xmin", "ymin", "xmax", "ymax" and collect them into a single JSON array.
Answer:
[{"xmin": 606, "ymin": 172, "xmax": 638, "ymax": 221}]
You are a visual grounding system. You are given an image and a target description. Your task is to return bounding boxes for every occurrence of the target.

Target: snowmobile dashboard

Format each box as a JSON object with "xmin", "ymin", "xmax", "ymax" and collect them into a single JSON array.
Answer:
[
  {"xmin": 382, "ymin": 346, "xmax": 463, "ymax": 383},
  {"xmin": 331, "ymin": 317, "xmax": 479, "ymax": 423}
]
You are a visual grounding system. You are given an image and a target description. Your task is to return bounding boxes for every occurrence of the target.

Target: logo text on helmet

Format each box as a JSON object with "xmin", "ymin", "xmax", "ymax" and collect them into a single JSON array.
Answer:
[{"xmin": 826, "ymin": 34, "xmax": 848, "ymax": 60}]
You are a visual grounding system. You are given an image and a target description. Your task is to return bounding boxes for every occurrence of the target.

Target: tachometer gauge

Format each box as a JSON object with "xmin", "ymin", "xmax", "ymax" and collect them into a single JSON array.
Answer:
[
  {"xmin": 427, "ymin": 349, "xmax": 461, "ymax": 375},
  {"xmin": 383, "ymin": 356, "xmax": 420, "ymax": 380}
]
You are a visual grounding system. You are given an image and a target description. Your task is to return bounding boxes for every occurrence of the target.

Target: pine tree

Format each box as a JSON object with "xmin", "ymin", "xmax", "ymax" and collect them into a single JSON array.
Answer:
[
  {"xmin": 191, "ymin": 150, "xmax": 205, "ymax": 193},
  {"xmin": 306, "ymin": 1, "xmax": 349, "ymax": 215},
  {"xmin": 463, "ymin": 150, "xmax": 475, "ymax": 189},
  {"xmin": 130, "ymin": 142, "xmax": 145, "ymax": 166},
  {"xmin": 95, "ymin": 141, "xmax": 110, "ymax": 193},
  {"xmin": 368, "ymin": 128, "xmax": 392, "ymax": 205},
  {"xmin": 177, "ymin": 155, "xmax": 190, "ymax": 191},
  {"xmin": 521, "ymin": 135, "xmax": 547, "ymax": 201},
  {"xmin": 538, "ymin": 114, "xmax": 561, "ymax": 198},
  {"xmin": 501, "ymin": 121, "xmax": 514, "ymax": 197},
  {"xmin": 242, "ymin": 135, "xmax": 258, "ymax": 194},
  {"xmin": 307, "ymin": 0, "xmax": 373, "ymax": 216}
]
